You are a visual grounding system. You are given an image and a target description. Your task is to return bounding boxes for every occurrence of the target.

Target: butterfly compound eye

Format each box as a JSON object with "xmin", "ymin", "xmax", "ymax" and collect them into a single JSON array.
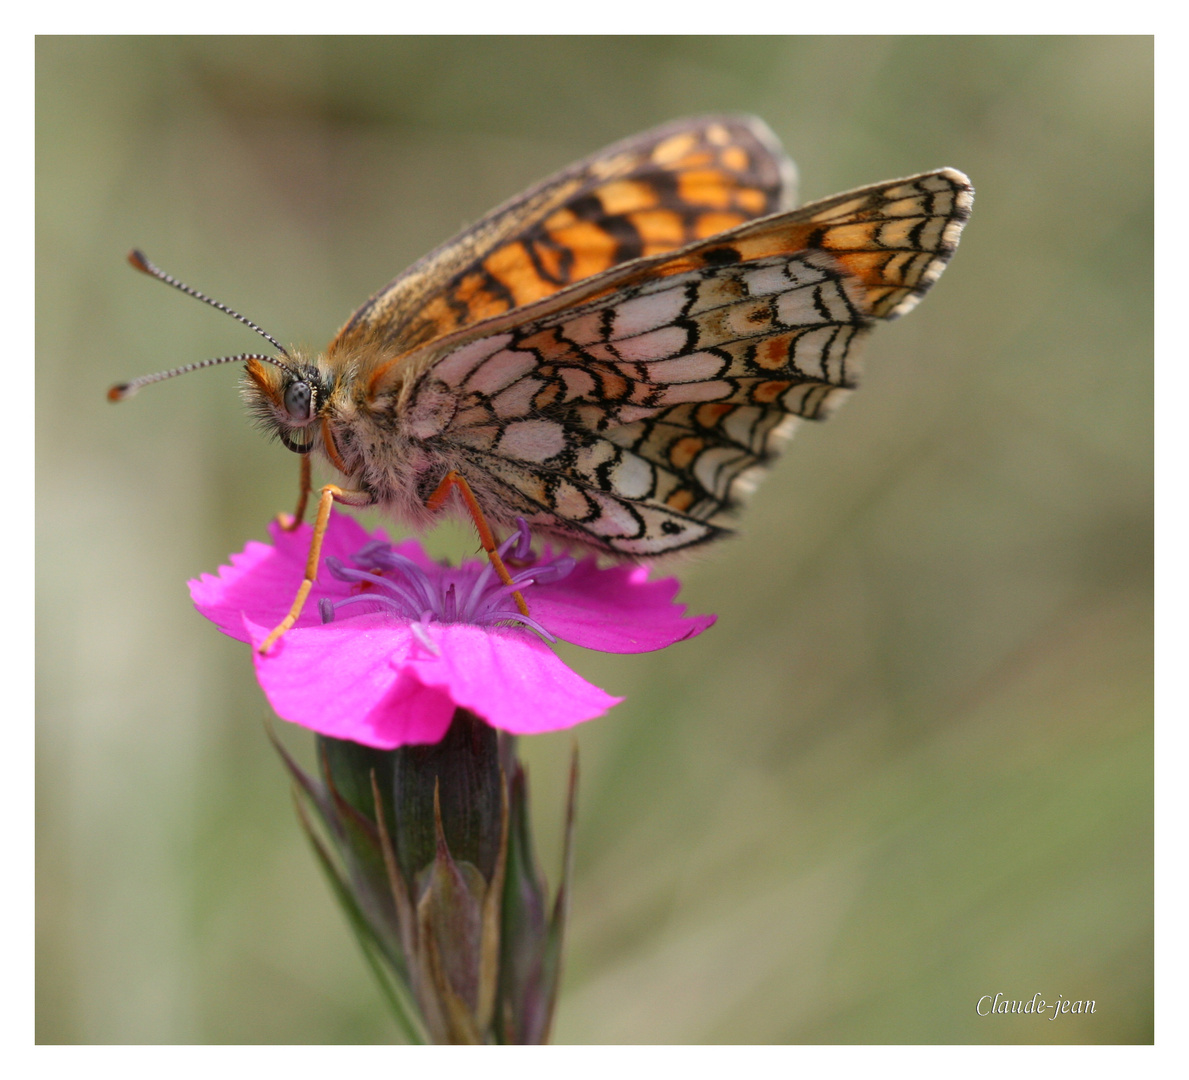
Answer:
[{"xmin": 284, "ymin": 378, "xmax": 313, "ymax": 421}]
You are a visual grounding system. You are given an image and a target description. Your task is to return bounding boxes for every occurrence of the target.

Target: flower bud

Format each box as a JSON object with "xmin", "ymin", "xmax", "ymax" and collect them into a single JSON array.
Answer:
[{"xmin": 271, "ymin": 709, "xmax": 576, "ymax": 1044}]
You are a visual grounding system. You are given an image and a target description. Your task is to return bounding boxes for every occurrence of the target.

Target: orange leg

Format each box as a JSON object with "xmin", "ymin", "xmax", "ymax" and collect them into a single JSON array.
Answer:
[
  {"xmin": 277, "ymin": 455, "xmax": 312, "ymax": 532},
  {"xmin": 427, "ymin": 470, "xmax": 529, "ymax": 617},
  {"xmin": 259, "ymin": 483, "xmax": 373, "ymax": 654}
]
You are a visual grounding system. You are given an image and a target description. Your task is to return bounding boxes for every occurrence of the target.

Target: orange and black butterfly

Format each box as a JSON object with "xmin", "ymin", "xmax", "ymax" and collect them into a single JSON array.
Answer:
[{"xmin": 112, "ymin": 115, "xmax": 973, "ymax": 648}]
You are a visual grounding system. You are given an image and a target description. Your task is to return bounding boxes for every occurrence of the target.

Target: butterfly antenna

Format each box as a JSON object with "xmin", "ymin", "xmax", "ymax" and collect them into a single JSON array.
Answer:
[
  {"xmin": 108, "ymin": 352, "xmax": 288, "ymax": 402},
  {"xmin": 126, "ymin": 249, "xmax": 291, "ymax": 358}
]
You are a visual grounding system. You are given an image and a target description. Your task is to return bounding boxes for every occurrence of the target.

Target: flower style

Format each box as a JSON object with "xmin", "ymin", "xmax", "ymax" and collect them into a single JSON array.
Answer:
[{"xmin": 189, "ymin": 511, "xmax": 715, "ymax": 748}]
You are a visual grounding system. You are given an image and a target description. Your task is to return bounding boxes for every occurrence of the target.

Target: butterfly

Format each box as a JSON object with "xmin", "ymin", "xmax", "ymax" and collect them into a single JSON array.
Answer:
[{"xmin": 113, "ymin": 115, "xmax": 973, "ymax": 649}]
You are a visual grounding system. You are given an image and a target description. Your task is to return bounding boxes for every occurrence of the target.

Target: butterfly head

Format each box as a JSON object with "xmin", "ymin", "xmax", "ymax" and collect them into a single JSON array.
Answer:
[
  {"xmin": 241, "ymin": 351, "xmax": 335, "ymax": 455},
  {"xmin": 111, "ymin": 250, "xmax": 343, "ymax": 458}
]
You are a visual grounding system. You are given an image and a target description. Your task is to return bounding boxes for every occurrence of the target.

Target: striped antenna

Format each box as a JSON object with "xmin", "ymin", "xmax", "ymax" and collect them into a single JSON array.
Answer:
[
  {"xmin": 108, "ymin": 352, "xmax": 289, "ymax": 401},
  {"xmin": 126, "ymin": 249, "xmax": 291, "ymax": 358}
]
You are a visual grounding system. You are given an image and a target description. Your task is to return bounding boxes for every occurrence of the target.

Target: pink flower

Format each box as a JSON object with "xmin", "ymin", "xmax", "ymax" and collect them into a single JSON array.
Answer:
[{"xmin": 189, "ymin": 512, "xmax": 715, "ymax": 749}]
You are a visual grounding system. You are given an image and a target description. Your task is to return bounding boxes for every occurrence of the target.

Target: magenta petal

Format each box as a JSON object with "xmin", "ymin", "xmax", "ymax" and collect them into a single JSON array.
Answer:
[
  {"xmin": 404, "ymin": 623, "xmax": 622, "ymax": 735},
  {"xmin": 189, "ymin": 512, "xmax": 431, "ymax": 643},
  {"xmin": 530, "ymin": 555, "xmax": 716, "ymax": 653},
  {"xmin": 193, "ymin": 511, "xmax": 710, "ymax": 748},
  {"xmin": 243, "ymin": 613, "xmax": 619, "ymax": 747},
  {"xmin": 190, "ymin": 538, "xmax": 292, "ymax": 642},
  {"xmin": 244, "ymin": 614, "xmax": 456, "ymax": 749}
]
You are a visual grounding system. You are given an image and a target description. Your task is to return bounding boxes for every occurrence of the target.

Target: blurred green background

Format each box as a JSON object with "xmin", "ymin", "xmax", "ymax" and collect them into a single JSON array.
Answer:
[{"xmin": 36, "ymin": 37, "xmax": 1152, "ymax": 1043}]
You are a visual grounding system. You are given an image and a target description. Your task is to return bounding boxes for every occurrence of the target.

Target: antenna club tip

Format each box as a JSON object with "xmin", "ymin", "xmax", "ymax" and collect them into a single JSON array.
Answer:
[
  {"xmin": 107, "ymin": 383, "xmax": 134, "ymax": 402},
  {"xmin": 127, "ymin": 249, "xmax": 152, "ymax": 273}
]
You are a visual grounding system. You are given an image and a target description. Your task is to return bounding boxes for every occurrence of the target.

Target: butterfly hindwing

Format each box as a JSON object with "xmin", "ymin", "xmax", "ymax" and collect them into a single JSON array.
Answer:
[
  {"xmin": 331, "ymin": 115, "xmax": 794, "ymax": 357},
  {"xmin": 398, "ymin": 167, "xmax": 972, "ymax": 555}
]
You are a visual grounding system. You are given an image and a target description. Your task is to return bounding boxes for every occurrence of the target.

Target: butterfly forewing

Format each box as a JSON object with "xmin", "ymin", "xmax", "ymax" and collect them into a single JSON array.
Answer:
[
  {"xmin": 332, "ymin": 116, "xmax": 794, "ymax": 357},
  {"xmin": 751, "ymin": 168, "xmax": 973, "ymax": 319},
  {"xmin": 401, "ymin": 167, "xmax": 972, "ymax": 555}
]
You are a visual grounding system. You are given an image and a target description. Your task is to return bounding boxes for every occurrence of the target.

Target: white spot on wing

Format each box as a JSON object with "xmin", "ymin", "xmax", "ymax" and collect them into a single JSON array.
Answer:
[
  {"xmin": 611, "ymin": 506, "xmax": 711, "ymax": 554},
  {"xmin": 499, "ymin": 419, "xmax": 565, "ymax": 462},
  {"xmin": 560, "ymin": 367, "xmax": 597, "ymax": 401},
  {"xmin": 466, "ymin": 349, "xmax": 538, "ymax": 395},
  {"xmin": 492, "ymin": 378, "xmax": 542, "ymax": 419},
  {"xmin": 742, "ymin": 265, "xmax": 791, "ymax": 297},
  {"xmin": 615, "ymin": 405, "xmax": 664, "ymax": 425},
  {"xmin": 775, "ymin": 326, "xmax": 840, "ymax": 381},
  {"xmin": 609, "ymin": 453, "xmax": 654, "ymax": 499},
  {"xmin": 613, "ymin": 324, "xmax": 688, "ymax": 362},
  {"xmin": 722, "ymin": 406, "xmax": 758, "ymax": 448},
  {"xmin": 553, "ymin": 480, "xmax": 592, "ymax": 520},
  {"xmin": 643, "ymin": 352, "xmax": 725, "ymax": 384},
  {"xmin": 585, "ymin": 492, "xmax": 642, "ymax": 538},
  {"xmin": 574, "ymin": 440, "xmax": 615, "ymax": 478},
  {"xmin": 775, "ymin": 286, "xmax": 830, "ymax": 326},
  {"xmin": 694, "ymin": 445, "xmax": 747, "ymax": 499},
  {"xmin": 406, "ymin": 381, "xmax": 458, "ymax": 439},
  {"xmin": 610, "ymin": 287, "xmax": 687, "ymax": 339},
  {"xmin": 434, "ymin": 334, "xmax": 513, "ymax": 387},
  {"xmin": 559, "ymin": 311, "xmax": 604, "ymax": 346}
]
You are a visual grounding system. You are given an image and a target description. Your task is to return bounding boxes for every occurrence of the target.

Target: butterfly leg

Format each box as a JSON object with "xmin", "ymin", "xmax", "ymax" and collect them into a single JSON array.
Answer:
[
  {"xmin": 259, "ymin": 483, "xmax": 374, "ymax": 654},
  {"xmin": 276, "ymin": 454, "xmax": 312, "ymax": 532},
  {"xmin": 426, "ymin": 470, "xmax": 529, "ymax": 617}
]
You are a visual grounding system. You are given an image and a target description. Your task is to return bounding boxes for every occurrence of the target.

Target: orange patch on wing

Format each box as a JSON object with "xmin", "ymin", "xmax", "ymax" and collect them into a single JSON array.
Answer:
[
  {"xmin": 532, "ymin": 381, "xmax": 562, "ymax": 409},
  {"xmin": 409, "ymin": 295, "xmax": 455, "ymax": 338},
  {"xmin": 594, "ymin": 365, "xmax": 630, "ymax": 401},
  {"xmin": 695, "ymin": 402, "xmax": 735, "ymax": 427},
  {"xmin": 484, "ymin": 241, "xmax": 553, "ymax": 308},
  {"xmin": 582, "ymin": 219, "xmax": 820, "ymax": 298},
  {"xmin": 867, "ymin": 284, "xmax": 899, "ymax": 303},
  {"xmin": 732, "ymin": 223, "xmax": 815, "ymax": 260},
  {"xmin": 453, "ymin": 271, "xmax": 492, "ymax": 304},
  {"xmin": 529, "ymin": 237, "xmax": 567, "ymax": 283},
  {"xmin": 672, "ymin": 150, "xmax": 716, "ymax": 169},
  {"xmin": 669, "ymin": 436, "xmax": 704, "ymax": 470},
  {"xmin": 735, "ymin": 187, "xmax": 766, "ymax": 214},
  {"xmin": 831, "ymin": 249, "xmax": 897, "ymax": 287},
  {"xmin": 629, "ymin": 208, "xmax": 687, "ymax": 254},
  {"xmin": 752, "ymin": 380, "xmax": 792, "ymax": 404},
  {"xmin": 757, "ymin": 333, "xmax": 794, "ymax": 370},
  {"xmin": 721, "ymin": 146, "xmax": 748, "ymax": 171},
  {"xmin": 666, "ymin": 487, "xmax": 695, "ymax": 511},
  {"xmin": 517, "ymin": 326, "xmax": 574, "ymax": 362},
  {"xmin": 820, "ymin": 222, "xmax": 880, "ymax": 250},
  {"xmin": 652, "ymin": 132, "xmax": 698, "ymax": 165},
  {"xmin": 595, "ymin": 179, "xmax": 659, "ymax": 216},
  {"xmin": 545, "ymin": 207, "xmax": 578, "ymax": 231},
  {"xmin": 678, "ymin": 169, "xmax": 735, "ymax": 209},
  {"xmin": 453, "ymin": 268, "xmax": 528, "ymax": 324},
  {"xmin": 546, "ymin": 219, "xmax": 618, "ymax": 281},
  {"xmin": 693, "ymin": 211, "xmax": 747, "ymax": 238}
]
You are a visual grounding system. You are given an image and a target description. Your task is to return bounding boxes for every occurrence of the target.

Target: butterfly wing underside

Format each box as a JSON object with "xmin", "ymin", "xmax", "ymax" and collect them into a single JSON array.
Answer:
[
  {"xmin": 331, "ymin": 116, "xmax": 794, "ymax": 357},
  {"xmin": 404, "ymin": 168, "xmax": 973, "ymax": 556}
]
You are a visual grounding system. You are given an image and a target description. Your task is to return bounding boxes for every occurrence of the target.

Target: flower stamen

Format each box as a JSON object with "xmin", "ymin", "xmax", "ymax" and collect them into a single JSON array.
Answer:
[{"xmin": 318, "ymin": 519, "xmax": 573, "ymax": 640}]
